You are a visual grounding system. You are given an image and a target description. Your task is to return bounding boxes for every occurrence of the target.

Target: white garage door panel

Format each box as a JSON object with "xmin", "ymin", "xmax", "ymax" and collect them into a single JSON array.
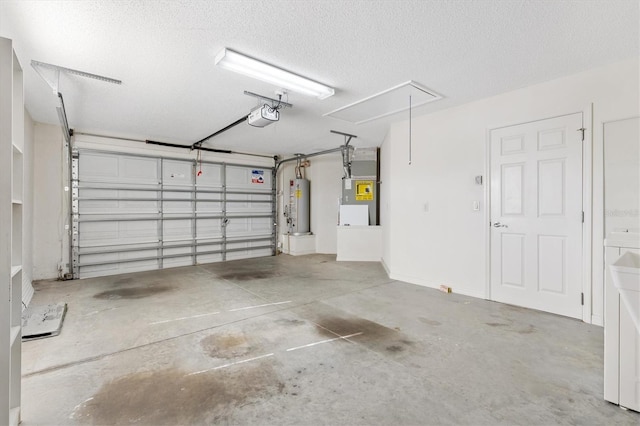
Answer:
[
  {"xmin": 79, "ymin": 221, "xmax": 159, "ymax": 245},
  {"xmin": 163, "ymin": 160, "xmax": 192, "ymax": 184},
  {"xmin": 80, "ymin": 200, "xmax": 159, "ymax": 213},
  {"xmin": 119, "ymin": 157, "xmax": 158, "ymax": 183},
  {"xmin": 163, "ymin": 257, "xmax": 193, "ymax": 268},
  {"xmin": 197, "ymin": 201, "xmax": 223, "ymax": 213},
  {"xmin": 80, "ymin": 152, "xmax": 158, "ymax": 184},
  {"xmin": 163, "ymin": 201, "xmax": 191, "ymax": 213},
  {"xmin": 226, "ymin": 166, "xmax": 252, "ymax": 187},
  {"xmin": 164, "ymin": 220, "xmax": 193, "ymax": 239},
  {"xmin": 79, "ymin": 153, "xmax": 120, "ymax": 180},
  {"xmin": 81, "ymin": 248, "xmax": 157, "ymax": 263},
  {"xmin": 163, "ymin": 246, "xmax": 192, "ymax": 256},
  {"xmin": 81, "ymin": 259, "xmax": 159, "ymax": 279},
  {"xmin": 227, "ymin": 217, "xmax": 272, "ymax": 238},
  {"xmin": 227, "ymin": 200, "xmax": 271, "ymax": 213},
  {"xmin": 162, "ymin": 244, "xmax": 193, "ymax": 269},
  {"xmin": 227, "ymin": 243, "xmax": 272, "ymax": 261},
  {"xmin": 197, "ymin": 254, "xmax": 224, "ymax": 263},
  {"xmin": 197, "ymin": 163, "xmax": 223, "ymax": 186},
  {"xmin": 73, "ymin": 151, "xmax": 275, "ymax": 278},
  {"xmin": 227, "ymin": 166, "xmax": 272, "ymax": 188},
  {"xmin": 197, "ymin": 219, "xmax": 223, "ymax": 238}
]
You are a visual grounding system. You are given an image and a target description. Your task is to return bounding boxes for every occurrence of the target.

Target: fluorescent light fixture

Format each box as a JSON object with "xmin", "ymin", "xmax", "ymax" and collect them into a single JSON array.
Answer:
[{"xmin": 215, "ymin": 48, "xmax": 334, "ymax": 100}]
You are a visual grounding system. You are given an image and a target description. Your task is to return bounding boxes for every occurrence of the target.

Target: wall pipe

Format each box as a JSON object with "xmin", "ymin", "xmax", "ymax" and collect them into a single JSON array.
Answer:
[{"xmin": 276, "ymin": 145, "xmax": 352, "ymax": 170}]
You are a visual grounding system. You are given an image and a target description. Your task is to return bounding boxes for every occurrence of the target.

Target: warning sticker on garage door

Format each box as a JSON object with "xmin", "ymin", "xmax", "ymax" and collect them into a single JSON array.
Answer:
[{"xmin": 251, "ymin": 170, "xmax": 264, "ymax": 184}]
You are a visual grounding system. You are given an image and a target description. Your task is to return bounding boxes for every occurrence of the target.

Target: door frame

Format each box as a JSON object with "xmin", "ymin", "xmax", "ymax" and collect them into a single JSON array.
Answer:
[{"xmin": 484, "ymin": 106, "xmax": 593, "ymax": 324}]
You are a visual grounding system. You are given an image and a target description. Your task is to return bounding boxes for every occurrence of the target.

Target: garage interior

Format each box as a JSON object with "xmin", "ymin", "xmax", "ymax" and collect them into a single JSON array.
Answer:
[{"xmin": 1, "ymin": 1, "xmax": 639, "ymax": 425}]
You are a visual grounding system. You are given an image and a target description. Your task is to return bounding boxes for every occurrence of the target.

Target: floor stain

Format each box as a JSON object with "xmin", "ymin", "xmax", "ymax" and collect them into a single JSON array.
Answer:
[
  {"xmin": 419, "ymin": 317, "xmax": 442, "ymax": 326},
  {"xmin": 217, "ymin": 271, "xmax": 277, "ymax": 281},
  {"xmin": 75, "ymin": 366, "xmax": 283, "ymax": 424},
  {"xmin": 201, "ymin": 333, "xmax": 253, "ymax": 359},
  {"xmin": 93, "ymin": 286, "xmax": 173, "ymax": 300},
  {"xmin": 486, "ymin": 322, "xmax": 509, "ymax": 327},
  {"xmin": 518, "ymin": 325, "xmax": 536, "ymax": 334},
  {"xmin": 313, "ymin": 315, "xmax": 417, "ymax": 356},
  {"xmin": 275, "ymin": 318, "xmax": 306, "ymax": 327},
  {"xmin": 112, "ymin": 277, "xmax": 133, "ymax": 286}
]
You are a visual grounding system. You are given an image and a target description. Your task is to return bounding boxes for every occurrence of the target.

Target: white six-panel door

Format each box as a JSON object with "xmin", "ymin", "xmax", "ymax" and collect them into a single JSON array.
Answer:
[{"xmin": 490, "ymin": 113, "xmax": 583, "ymax": 318}]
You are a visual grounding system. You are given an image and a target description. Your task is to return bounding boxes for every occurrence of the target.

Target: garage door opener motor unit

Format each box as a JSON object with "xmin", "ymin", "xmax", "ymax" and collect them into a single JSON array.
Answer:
[{"xmin": 248, "ymin": 104, "xmax": 279, "ymax": 127}]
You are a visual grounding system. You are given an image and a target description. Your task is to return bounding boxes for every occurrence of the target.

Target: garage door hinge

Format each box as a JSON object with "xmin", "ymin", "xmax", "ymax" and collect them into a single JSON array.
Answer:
[
  {"xmin": 582, "ymin": 211, "xmax": 584, "ymax": 223},
  {"xmin": 581, "ymin": 293, "xmax": 584, "ymax": 305},
  {"xmin": 578, "ymin": 127, "xmax": 586, "ymax": 141}
]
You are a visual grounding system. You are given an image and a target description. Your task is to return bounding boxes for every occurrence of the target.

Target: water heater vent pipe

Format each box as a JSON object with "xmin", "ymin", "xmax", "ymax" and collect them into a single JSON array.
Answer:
[
  {"xmin": 330, "ymin": 130, "xmax": 356, "ymax": 179},
  {"xmin": 275, "ymin": 131, "xmax": 357, "ymax": 172}
]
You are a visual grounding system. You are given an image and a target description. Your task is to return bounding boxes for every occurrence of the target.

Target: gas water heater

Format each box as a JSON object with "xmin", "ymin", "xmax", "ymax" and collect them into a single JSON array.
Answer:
[{"xmin": 287, "ymin": 178, "xmax": 311, "ymax": 235}]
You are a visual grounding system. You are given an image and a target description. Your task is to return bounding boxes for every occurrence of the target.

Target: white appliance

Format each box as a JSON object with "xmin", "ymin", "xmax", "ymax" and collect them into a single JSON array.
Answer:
[
  {"xmin": 604, "ymin": 232, "xmax": 640, "ymax": 412},
  {"xmin": 247, "ymin": 104, "xmax": 279, "ymax": 127}
]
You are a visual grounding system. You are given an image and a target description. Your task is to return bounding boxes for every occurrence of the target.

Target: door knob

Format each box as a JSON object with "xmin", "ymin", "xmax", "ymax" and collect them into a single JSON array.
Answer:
[{"xmin": 493, "ymin": 222, "xmax": 508, "ymax": 228}]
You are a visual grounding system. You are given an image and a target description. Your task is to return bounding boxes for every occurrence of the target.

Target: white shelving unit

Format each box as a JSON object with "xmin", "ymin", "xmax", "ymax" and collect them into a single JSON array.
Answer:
[{"xmin": 1, "ymin": 36, "xmax": 23, "ymax": 426}]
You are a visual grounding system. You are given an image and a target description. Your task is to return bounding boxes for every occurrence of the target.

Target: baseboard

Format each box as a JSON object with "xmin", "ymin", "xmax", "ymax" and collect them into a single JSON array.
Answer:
[
  {"xmin": 388, "ymin": 271, "xmax": 485, "ymax": 299},
  {"xmin": 380, "ymin": 257, "xmax": 391, "ymax": 277},
  {"xmin": 337, "ymin": 256, "xmax": 381, "ymax": 262},
  {"xmin": 591, "ymin": 314, "xmax": 603, "ymax": 327}
]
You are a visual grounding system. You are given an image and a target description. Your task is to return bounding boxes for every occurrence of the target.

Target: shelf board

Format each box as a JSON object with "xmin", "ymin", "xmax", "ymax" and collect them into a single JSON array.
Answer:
[
  {"xmin": 10, "ymin": 326, "xmax": 20, "ymax": 347},
  {"xmin": 9, "ymin": 406, "xmax": 20, "ymax": 426},
  {"xmin": 11, "ymin": 265, "xmax": 21, "ymax": 277}
]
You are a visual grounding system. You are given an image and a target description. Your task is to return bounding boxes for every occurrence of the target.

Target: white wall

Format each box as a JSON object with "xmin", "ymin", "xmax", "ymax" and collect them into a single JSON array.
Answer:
[
  {"xmin": 603, "ymin": 117, "xmax": 640, "ymax": 234},
  {"xmin": 380, "ymin": 130, "xmax": 391, "ymax": 274},
  {"xmin": 383, "ymin": 58, "xmax": 640, "ymax": 325},
  {"xmin": 305, "ymin": 152, "xmax": 343, "ymax": 253},
  {"xmin": 32, "ymin": 123, "xmax": 64, "ymax": 280},
  {"xmin": 22, "ymin": 108, "xmax": 34, "ymax": 303}
]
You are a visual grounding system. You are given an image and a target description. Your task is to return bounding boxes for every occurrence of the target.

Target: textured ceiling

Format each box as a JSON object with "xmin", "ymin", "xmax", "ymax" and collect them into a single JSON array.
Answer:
[{"xmin": 1, "ymin": 0, "xmax": 638, "ymax": 155}]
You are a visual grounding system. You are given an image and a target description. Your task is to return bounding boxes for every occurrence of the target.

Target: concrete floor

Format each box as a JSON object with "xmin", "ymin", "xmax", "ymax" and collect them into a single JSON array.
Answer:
[{"xmin": 21, "ymin": 254, "xmax": 637, "ymax": 425}]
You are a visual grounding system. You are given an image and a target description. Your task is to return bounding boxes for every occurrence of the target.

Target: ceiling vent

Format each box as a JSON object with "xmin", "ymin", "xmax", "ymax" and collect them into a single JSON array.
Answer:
[{"xmin": 324, "ymin": 81, "xmax": 441, "ymax": 125}]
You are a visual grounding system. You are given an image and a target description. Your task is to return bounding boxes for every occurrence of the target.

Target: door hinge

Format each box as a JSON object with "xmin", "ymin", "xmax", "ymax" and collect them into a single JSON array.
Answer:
[
  {"xmin": 578, "ymin": 127, "xmax": 586, "ymax": 141},
  {"xmin": 581, "ymin": 293, "xmax": 584, "ymax": 306},
  {"xmin": 581, "ymin": 211, "xmax": 584, "ymax": 223}
]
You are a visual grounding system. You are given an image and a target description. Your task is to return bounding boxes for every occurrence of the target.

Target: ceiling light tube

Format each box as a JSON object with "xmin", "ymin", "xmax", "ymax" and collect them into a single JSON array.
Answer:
[{"xmin": 215, "ymin": 48, "xmax": 335, "ymax": 100}]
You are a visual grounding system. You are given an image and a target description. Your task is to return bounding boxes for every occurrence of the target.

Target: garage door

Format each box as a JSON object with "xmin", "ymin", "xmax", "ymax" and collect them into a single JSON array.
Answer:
[{"xmin": 71, "ymin": 150, "xmax": 275, "ymax": 278}]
